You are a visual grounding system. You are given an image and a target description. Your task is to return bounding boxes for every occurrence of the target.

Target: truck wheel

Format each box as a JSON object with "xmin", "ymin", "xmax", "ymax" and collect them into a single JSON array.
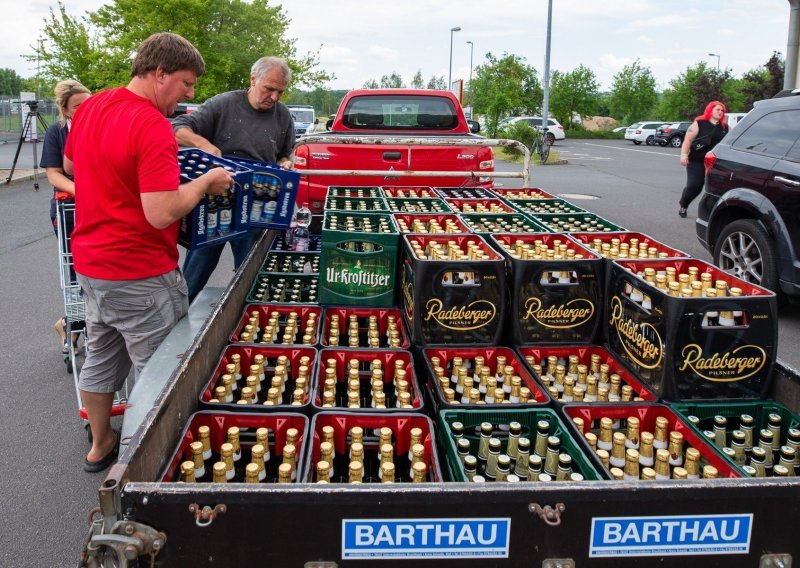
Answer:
[
  {"xmin": 645, "ymin": 135, "xmax": 655, "ymax": 145},
  {"xmin": 632, "ymin": 140, "xmax": 642, "ymax": 145},
  {"xmin": 670, "ymin": 136, "xmax": 683, "ymax": 148},
  {"xmin": 713, "ymin": 219, "xmax": 779, "ymax": 294}
]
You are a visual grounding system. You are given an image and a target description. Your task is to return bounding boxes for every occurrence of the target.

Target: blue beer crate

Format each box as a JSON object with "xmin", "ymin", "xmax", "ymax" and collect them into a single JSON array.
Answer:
[{"xmin": 224, "ymin": 156, "xmax": 300, "ymax": 229}]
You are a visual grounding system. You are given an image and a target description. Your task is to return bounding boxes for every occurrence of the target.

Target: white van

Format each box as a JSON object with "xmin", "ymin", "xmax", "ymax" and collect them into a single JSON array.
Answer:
[{"xmin": 725, "ymin": 112, "xmax": 748, "ymax": 130}]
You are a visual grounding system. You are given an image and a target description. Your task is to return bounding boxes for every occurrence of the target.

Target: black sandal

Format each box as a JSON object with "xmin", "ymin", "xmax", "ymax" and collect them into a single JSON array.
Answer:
[
  {"xmin": 678, "ymin": 207, "xmax": 687, "ymax": 218},
  {"xmin": 84, "ymin": 431, "xmax": 120, "ymax": 472}
]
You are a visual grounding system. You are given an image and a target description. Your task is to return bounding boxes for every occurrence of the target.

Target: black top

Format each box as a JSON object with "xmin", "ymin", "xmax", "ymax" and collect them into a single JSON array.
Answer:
[
  {"xmin": 688, "ymin": 119, "xmax": 728, "ymax": 162},
  {"xmin": 41, "ymin": 122, "xmax": 73, "ymax": 217}
]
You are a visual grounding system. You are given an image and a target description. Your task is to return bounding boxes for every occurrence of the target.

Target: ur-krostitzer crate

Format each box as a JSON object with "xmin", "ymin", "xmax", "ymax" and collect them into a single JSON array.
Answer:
[
  {"xmin": 319, "ymin": 212, "xmax": 400, "ymax": 307},
  {"xmin": 458, "ymin": 213, "xmax": 550, "ymax": 236},
  {"xmin": 247, "ymin": 273, "xmax": 319, "ymax": 304},
  {"xmin": 490, "ymin": 233, "xmax": 603, "ymax": 344},
  {"xmin": 230, "ymin": 303, "xmax": 321, "ymax": 345},
  {"xmin": 324, "ymin": 196, "xmax": 389, "ymax": 212},
  {"xmin": 400, "ymin": 234, "xmax": 506, "ymax": 346},
  {"xmin": 434, "ymin": 187, "xmax": 495, "ymax": 199},
  {"xmin": 491, "ymin": 187, "xmax": 558, "ymax": 201},
  {"xmin": 224, "ymin": 156, "xmax": 300, "ymax": 229},
  {"xmin": 327, "ymin": 186, "xmax": 382, "ymax": 199},
  {"xmin": 529, "ymin": 213, "xmax": 626, "ymax": 233},
  {"xmin": 605, "ymin": 258, "xmax": 778, "ymax": 401},
  {"xmin": 384, "ymin": 197, "xmax": 453, "ymax": 214},
  {"xmin": 392, "ymin": 213, "xmax": 471, "ymax": 235}
]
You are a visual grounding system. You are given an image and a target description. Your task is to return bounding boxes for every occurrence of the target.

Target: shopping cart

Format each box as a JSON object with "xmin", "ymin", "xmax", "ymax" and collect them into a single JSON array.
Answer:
[{"xmin": 56, "ymin": 201, "xmax": 128, "ymax": 439}]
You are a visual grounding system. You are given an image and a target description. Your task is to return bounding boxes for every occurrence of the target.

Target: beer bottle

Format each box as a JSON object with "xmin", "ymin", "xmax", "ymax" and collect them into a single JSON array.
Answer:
[
  {"xmin": 514, "ymin": 438, "xmax": 531, "ymax": 479},
  {"xmin": 283, "ymin": 444, "xmax": 298, "ymax": 481},
  {"xmin": 653, "ymin": 416, "xmax": 669, "ymax": 450},
  {"xmin": 668, "ymin": 431, "xmax": 684, "ymax": 467},
  {"xmin": 654, "ymin": 449, "xmax": 670, "ymax": 480},
  {"xmin": 684, "ymin": 447, "xmax": 701, "ymax": 479},
  {"xmin": 713, "ymin": 416, "xmax": 727, "ymax": 449},
  {"xmin": 485, "ymin": 438, "xmax": 502, "ymax": 481},
  {"xmin": 740, "ymin": 414, "xmax": 755, "ymax": 450},
  {"xmin": 672, "ymin": 467, "xmax": 688, "ymax": 480},
  {"xmin": 244, "ymin": 463, "xmax": 260, "ymax": 484},
  {"xmin": 496, "ymin": 455, "xmax": 511, "ymax": 482},
  {"xmin": 381, "ymin": 462, "xmax": 396, "ymax": 483},
  {"xmin": 597, "ymin": 417, "xmax": 614, "ymax": 452},
  {"xmin": 316, "ymin": 460, "xmax": 331, "ymax": 484},
  {"xmin": 277, "ymin": 463, "xmax": 293, "ymax": 484},
  {"xmin": 778, "ymin": 446, "xmax": 796, "ymax": 476},
  {"xmin": 220, "ymin": 443, "xmax": 235, "ymax": 481},
  {"xmin": 527, "ymin": 454, "xmax": 543, "ymax": 481},
  {"xmin": 625, "ymin": 417, "xmax": 641, "ymax": 450},
  {"xmin": 543, "ymin": 436, "xmax": 561, "ymax": 476},
  {"xmin": 409, "ymin": 443, "xmax": 426, "ymax": 481},
  {"xmin": 731, "ymin": 430, "xmax": 747, "ymax": 466},
  {"xmin": 463, "ymin": 455, "xmax": 478, "ymax": 481},
  {"xmin": 190, "ymin": 441, "xmax": 207, "ymax": 481},
  {"xmin": 767, "ymin": 414, "xmax": 783, "ymax": 451},
  {"xmin": 610, "ymin": 432, "xmax": 627, "ymax": 469},
  {"xmin": 179, "ymin": 461, "xmax": 196, "ymax": 483},
  {"xmin": 198, "ymin": 425, "xmax": 213, "ymax": 461},
  {"xmin": 205, "ymin": 196, "xmax": 219, "ymax": 238},
  {"xmin": 750, "ymin": 447, "xmax": 767, "ymax": 477},
  {"xmin": 638, "ymin": 432, "xmax": 655, "ymax": 468},
  {"xmin": 212, "ymin": 461, "xmax": 227, "ymax": 483},
  {"xmin": 411, "ymin": 461, "xmax": 427, "ymax": 483},
  {"xmin": 758, "ymin": 429, "xmax": 775, "ymax": 468},
  {"xmin": 251, "ymin": 444, "xmax": 267, "ymax": 482},
  {"xmin": 623, "ymin": 449, "xmax": 640, "ymax": 481}
]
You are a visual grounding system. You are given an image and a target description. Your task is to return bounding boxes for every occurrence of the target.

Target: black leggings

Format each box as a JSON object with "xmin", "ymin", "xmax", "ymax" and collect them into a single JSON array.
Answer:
[{"xmin": 679, "ymin": 161, "xmax": 705, "ymax": 209}]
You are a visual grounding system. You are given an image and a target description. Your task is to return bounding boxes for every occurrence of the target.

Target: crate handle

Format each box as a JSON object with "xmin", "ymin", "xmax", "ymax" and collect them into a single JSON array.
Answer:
[
  {"xmin": 189, "ymin": 503, "xmax": 227, "ymax": 527},
  {"xmin": 529, "ymin": 502, "xmax": 566, "ymax": 526}
]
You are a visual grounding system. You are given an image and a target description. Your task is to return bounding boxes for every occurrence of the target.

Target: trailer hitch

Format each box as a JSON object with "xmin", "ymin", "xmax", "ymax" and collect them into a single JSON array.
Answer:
[
  {"xmin": 529, "ymin": 503, "xmax": 566, "ymax": 526},
  {"xmin": 83, "ymin": 518, "xmax": 166, "ymax": 568}
]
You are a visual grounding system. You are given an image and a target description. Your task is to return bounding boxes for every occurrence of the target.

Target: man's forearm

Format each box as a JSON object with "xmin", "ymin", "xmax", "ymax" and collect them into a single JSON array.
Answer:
[{"xmin": 175, "ymin": 127, "xmax": 218, "ymax": 154}]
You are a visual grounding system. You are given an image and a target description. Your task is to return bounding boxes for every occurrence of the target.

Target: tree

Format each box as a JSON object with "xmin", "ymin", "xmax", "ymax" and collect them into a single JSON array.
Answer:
[
  {"xmin": 426, "ymin": 75, "xmax": 446, "ymax": 89},
  {"xmin": 363, "ymin": 79, "xmax": 379, "ymax": 89},
  {"xmin": 658, "ymin": 63, "xmax": 730, "ymax": 120},
  {"xmin": 469, "ymin": 52, "xmax": 542, "ymax": 136},
  {"xmin": 411, "ymin": 70, "xmax": 424, "ymax": 89},
  {"xmin": 379, "ymin": 72, "xmax": 404, "ymax": 88},
  {"xmin": 549, "ymin": 65, "xmax": 599, "ymax": 129},
  {"xmin": 738, "ymin": 52, "xmax": 785, "ymax": 110},
  {"xmin": 0, "ymin": 68, "xmax": 24, "ymax": 96},
  {"xmin": 608, "ymin": 60, "xmax": 658, "ymax": 123}
]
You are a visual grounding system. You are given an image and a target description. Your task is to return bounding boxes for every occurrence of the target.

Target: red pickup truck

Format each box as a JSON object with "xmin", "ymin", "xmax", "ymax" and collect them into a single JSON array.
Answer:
[{"xmin": 292, "ymin": 89, "xmax": 494, "ymax": 212}]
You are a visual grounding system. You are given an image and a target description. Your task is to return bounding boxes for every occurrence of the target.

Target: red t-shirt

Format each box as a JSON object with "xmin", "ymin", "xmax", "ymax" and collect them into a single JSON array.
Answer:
[{"xmin": 65, "ymin": 87, "xmax": 181, "ymax": 280}]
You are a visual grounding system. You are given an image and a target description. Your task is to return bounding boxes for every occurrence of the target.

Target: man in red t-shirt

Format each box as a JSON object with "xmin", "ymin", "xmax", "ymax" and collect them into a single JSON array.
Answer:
[{"xmin": 64, "ymin": 33, "xmax": 234, "ymax": 472}]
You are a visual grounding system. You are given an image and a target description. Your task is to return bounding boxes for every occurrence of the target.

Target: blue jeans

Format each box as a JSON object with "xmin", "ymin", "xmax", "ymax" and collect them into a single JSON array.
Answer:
[{"xmin": 183, "ymin": 229, "xmax": 261, "ymax": 302}]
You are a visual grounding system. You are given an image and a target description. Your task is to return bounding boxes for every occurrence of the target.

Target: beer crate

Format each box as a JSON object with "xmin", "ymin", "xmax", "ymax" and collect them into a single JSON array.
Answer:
[
  {"xmin": 320, "ymin": 306, "xmax": 410, "ymax": 349},
  {"xmin": 324, "ymin": 196, "xmax": 389, "ymax": 212},
  {"xmin": 392, "ymin": 213, "xmax": 471, "ymax": 235},
  {"xmin": 270, "ymin": 233, "xmax": 322, "ymax": 252},
  {"xmin": 438, "ymin": 407, "xmax": 604, "ymax": 482},
  {"xmin": 530, "ymin": 212, "xmax": 626, "ymax": 233},
  {"xmin": 230, "ymin": 304, "xmax": 321, "ymax": 346},
  {"xmin": 246, "ymin": 273, "xmax": 319, "ymax": 304},
  {"xmin": 199, "ymin": 345, "xmax": 318, "ymax": 412},
  {"xmin": 509, "ymin": 198, "xmax": 587, "ymax": 216},
  {"xmin": 381, "ymin": 185, "xmax": 438, "ymax": 199},
  {"xmin": 160, "ymin": 411, "xmax": 309, "ymax": 483},
  {"xmin": 327, "ymin": 186, "xmax": 382, "ymax": 199},
  {"xmin": 671, "ymin": 400, "xmax": 800, "ymax": 477},
  {"xmin": 312, "ymin": 348, "xmax": 424, "ymax": 412},
  {"xmin": 319, "ymin": 212, "xmax": 399, "ymax": 307},
  {"xmin": 458, "ymin": 213, "xmax": 550, "ymax": 236},
  {"xmin": 444, "ymin": 198, "xmax": 515, "ymax": 214},
  {"xmin": 434, "ymin": 187, "xmax": 495, "ymax": 199},
  {"xmin": 223, "ymin": 156, "xmax": 300, "ymax": 229},
  {"xmin": 421, "ymin": 347, "xmax": 550, "ymax": 414},
  {"xmin": 490, "ymin": 233, "xmax": 603, "ymax": 344},
  {"xmin": 561, "ymin": 403, "xmax": 741, "ymax": 480},
  {"xmin": 302, "ymin": 412, "xmax": 443, "ymax": 483},
  {"xmin": 258, "ymin": 251, "xmax": 320, "ymax": 275},
  {"xmin": 605, "ymin": 258, "xmax": 778, "ymax": 401},
  {"xmin": 177, "ymin": 149, "xmax": 253, "ymax": 250},
  {"xmin": 516, "ymin": 345, "xmax": 657, "ymax": 404},
  {"xmin": 491, "ymin": 187, "xmax": 557, "ymax": 201},
  {"xmin": 400, "ymin": 234, "xmax": 506, "ymax": 346},
  {"xmin": 384, "ymin": 197, "xmax": 453, "ymax": 214}
]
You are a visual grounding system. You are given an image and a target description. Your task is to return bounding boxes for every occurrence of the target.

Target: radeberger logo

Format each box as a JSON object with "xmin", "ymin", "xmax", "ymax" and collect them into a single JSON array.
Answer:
[
  {"xmin": 608, "ymin": 296, "xmax": 663, "ymax": 369},
  {"xmin": 401, "ymin": 264, "xmax": 414, "ymax": 319},
  {"xmin": 524, "ymin": 297, "xmax": 594, "ymax": 329},
  {"xmin": 424, "ymin": 299, "xmax": 496, "ymax": 330},
  {"xmin": 679, "ymin": 344, "xmax": 766, "ymax": 382}
]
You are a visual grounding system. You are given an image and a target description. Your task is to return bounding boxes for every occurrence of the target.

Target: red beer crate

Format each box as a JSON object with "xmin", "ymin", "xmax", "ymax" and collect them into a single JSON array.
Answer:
[
  {"xmin": 302, "ymin": 412, "xmax": 443, "ymax": 483},
  {"xmin": 381, "ymin": 186, "xmax": 438, "ymax": 199},
  {"xmin": 160, "ymin": 411, "xmax": 309, "ymax": 483},
  {"xmin": 312, "ymin": 348, "xmax": 423, "ymax": 412},
  {"xmin": 517, "ymin": 345, "xmax": 657, "ymax": 404},
  {"xmin": 320, "ymin": 306, "xmax": 410, "ymax": 349},
  {"xmin": 400, "ymin": 234, "xmax": 506, "ymax": 346},
  {"xmin": 392, "ymin": 213, "xmax": 471, "ymax": 234},
  {"xmin": 490, "ymin": 233, "xmax": 603, "ymax": 344},
  {"xmin": 561, "ymin": 403, "xmax": 741, "ymax": 480},
  {"xmin": 605, "ymin": 258, "xmax": 778, "ymax": 401},
  {"xmin": 491, "ymin": 187, "xmax": 557, "ymax": 201},
  {"xmin": 444, "ymin": 198, "xmax": 515, "ymax": 214},
  {"xmin": 230, "ymin": 304, "xmax": 321, "ymax": 345},
  {"xmin": 199, "ymin": 345, "xmax": 318, "ymax": 412}
]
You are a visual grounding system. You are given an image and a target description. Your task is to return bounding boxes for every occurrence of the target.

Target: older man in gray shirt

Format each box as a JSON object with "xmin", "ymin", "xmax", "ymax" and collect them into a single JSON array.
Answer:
[{"xmin": 173, "ymin": 56, "xmax": 295, "ymax": 302}]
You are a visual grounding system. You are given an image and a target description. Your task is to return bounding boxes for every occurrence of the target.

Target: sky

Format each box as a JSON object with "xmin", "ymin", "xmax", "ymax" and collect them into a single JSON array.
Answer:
[{"xmin": 0, "ymin": 0, "xmax": 792, "ymax": 93}]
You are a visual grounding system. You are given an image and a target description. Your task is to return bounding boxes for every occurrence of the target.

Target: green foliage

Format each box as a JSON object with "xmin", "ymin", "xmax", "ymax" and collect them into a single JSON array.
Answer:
[
  {"xmin": 411, "ymin": 70, "xmax": 424, "ymax": 89},
  {"xmin": 0, "ymin": 68, "xmax": 24, "ymax": 96},
  {"xmin": 426, "ymin": 75, "xmax": 446, "ymax": 89},
  {"xmin": 658, "ymin": 62, "xmax": 730, "ymax": 120},
  {"xmin": 469, "ymin": 52, "xmax": 542, "ymax": 137},
  {"xmin": 499, "ymin": 121, "xmax": 537, "ymax": 156},
  {"xmin": 363, "ymin": 79, "xmax": 379, "ymax": 89},
  {"xmin": 564, "ymin": 124, "xmax": 624, "ymax": 139},
  {"xmin": 283, "ymin": 87, "xmax": 347, "ymax": 115},
  {"xmin": 549, "ymin": 65, "xmax": 599, "ymax": 129},
  {"xmin": 379, "ymin": 72, "xmax": 404, "ymax": 88},
  {"xmin": 738, "ymin": 52, "xmax": 784, "ymax": 110},
  {"xmin": 608, "ymin": 60, "xmax": 658, "ymax": 123}
]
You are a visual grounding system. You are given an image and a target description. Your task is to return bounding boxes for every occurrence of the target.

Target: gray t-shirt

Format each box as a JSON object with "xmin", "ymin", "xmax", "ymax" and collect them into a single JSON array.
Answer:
[{"xmin": 172, "ymin": 90, "xmax": 295, "ymax": 163}]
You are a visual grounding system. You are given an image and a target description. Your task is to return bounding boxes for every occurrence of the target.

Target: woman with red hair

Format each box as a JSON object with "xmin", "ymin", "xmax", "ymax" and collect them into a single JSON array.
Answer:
[{"xmin": 678, "ymin": 101, "xmax": 728, "ymax": 217}]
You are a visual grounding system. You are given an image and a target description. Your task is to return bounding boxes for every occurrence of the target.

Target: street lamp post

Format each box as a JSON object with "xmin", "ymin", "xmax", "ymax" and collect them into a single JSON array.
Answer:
[
  {"xmin": 448, "ymin": 26, "xmax": 461, "ymax": 91},
  {"xmin": 708, "ymin": 52, "xmax": 721, "ymax": 71},
  {"xmin": 466, "ymin": 40, "xmax": 474, "ymax": 86}
]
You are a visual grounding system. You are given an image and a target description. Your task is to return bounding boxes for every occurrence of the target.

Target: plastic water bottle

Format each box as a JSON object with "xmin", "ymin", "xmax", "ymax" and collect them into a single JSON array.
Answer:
[{"xmin": 291, "ymin": 202, "xmax": 312, "ymax": 251}]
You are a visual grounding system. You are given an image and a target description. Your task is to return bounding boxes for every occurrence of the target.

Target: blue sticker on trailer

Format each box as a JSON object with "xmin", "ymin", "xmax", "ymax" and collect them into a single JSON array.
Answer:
[
  {"xmin": 590, "ymin": 514, "xmax": 753, "ymax": 557},
  {"xmin": 342, "ymin": 518, "xmax": 511, "ymax": 559}
]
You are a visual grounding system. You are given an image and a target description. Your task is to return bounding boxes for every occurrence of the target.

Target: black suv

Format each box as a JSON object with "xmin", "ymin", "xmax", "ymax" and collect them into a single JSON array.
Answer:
[
  {"xmin": 696, "ymin": 91, "xmax": 800, "ymax": 300},
  {"xmin": 656, "ymin": 122, "xmax": 691, "ymax": 147}
]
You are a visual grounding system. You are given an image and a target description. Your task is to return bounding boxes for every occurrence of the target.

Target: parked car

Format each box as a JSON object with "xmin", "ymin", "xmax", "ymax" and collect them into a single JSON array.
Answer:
[
  {"xmin": 498, "ymin": 116, "xmax": 566, "ymax": 144},
  {"xmin": 287, "ymin": 104, "xmax": 318, "ymax": 137},
  {"xmin": 624, "ymin": 121, "xmax": 666, "ymax": 145},
  {"xmin": 656, "ymin": 122, "xmax": 691, "ymax": 147},
  {"xmin": 696, "ymin": 90, "xmax": 800, "ymax": 301}
]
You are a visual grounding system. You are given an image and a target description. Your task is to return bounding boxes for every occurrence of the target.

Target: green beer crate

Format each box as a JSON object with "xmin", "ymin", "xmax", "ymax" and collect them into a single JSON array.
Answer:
[
  {"xmin": 529, "ymin": 213, "xmax": 626, "ymax": 233},
  {"xmin": 458, "ymin": 213, "xmax": 551, "ymax": 236},
  {"xmin": 319, "ymin": 212, "xmax": 400, "ymax": 307},
  {"xmin": 381, "ymin": 185, "xmax": 438, "ymax": 199},
  {"xmin": 324, "ymin": 196, "xmax": 388, "ymax": 212},
  {"xmin": 510, "ymin": 198, "xmax": 587, "ymax": 216},
  {"xmin": 327, "ymin": 186, "xmax": 382, "ymax": 199},
  {"xmin": 384, "ymin": 197, "xmax": 453, "ymax": 214}
]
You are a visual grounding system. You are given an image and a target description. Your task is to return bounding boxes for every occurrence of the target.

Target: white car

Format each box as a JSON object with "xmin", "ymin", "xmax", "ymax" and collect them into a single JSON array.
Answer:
[
  {"xmin": 499, "ymin": 116, "xmax": 566, "ymax": 144},
  {"xmin": 624, "ymin": 121, "xmax": 666, "ymax": 145}
]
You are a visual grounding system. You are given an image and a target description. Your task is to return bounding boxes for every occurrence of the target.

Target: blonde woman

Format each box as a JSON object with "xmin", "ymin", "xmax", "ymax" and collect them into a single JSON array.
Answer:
[{"xmin": 41, "ymin": 79, "xmax": 90, "ymax": 355}]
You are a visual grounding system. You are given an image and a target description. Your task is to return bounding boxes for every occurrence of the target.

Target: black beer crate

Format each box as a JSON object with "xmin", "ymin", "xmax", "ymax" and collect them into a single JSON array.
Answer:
[
  {"xmin": 319, "ymin": 212, "xmax": 399, "ymax": 307},
  {"xmin": 246, "ymin": 273, "xmax": 319, "ymax": 304},
  {"xmin": 438, "ymin": 407, "xmax": 604, "ymax": 482},
  {"xmin": 516, "ymin": 345, "xmax": 657, "ymax": 404},
  {"xmin": 458, "ymin": 213, "xmax": 550, "ymax": 237},
  {"xmin": 561, "ymin": 403, "xmax": 741, "ymax": 480},
  {"xmin": 224, "ymin": 156, "xmax": 300, "ymax": 229},
  {"xmin": 160, "ymin": 411, "xmax": 309, "ymax": 483},
  {"xmin": 490, "ymin": 233, "xmax": 603, "ymax": 344},
  {"xmin": 258, "ymin": 251, "xmax": 320, "ymax": 275},
  {"xmin": 320, "ymin": 306, "xmax": 411, "ymax": 349},
  {"xmin": 269, "ymin": 233, "xmax": 322, "ymax": 252},
  {"xmin": 312, "ymin": 348, "xmax": 424, "ymax": 413},
  {"xmin": 302, "ymin": 411, "xmax": 443, "ymax": 483},
  {"xmin": 199, "ymin": 345, "xmax": 318, "ymax": 412},
  {"xmin": 421, "ymin": 346, "xmax": 551, "ymax": 414},
  {"xmin": 324, "ymin": 196, "xmax": 389, "ymax": 212},
  {"xmin": 381, "ymin": 185, "xmax": 438, "ymax": 199},
  {"xmin": 671, "ymin": 400, "xmax": 800, "ymax": 477},
  {"xmin": 392, "ymin": 213, "xmax": 471, "ymax": 234},
  {"xmin": 509, "ymin": 198, "xmax": 587, "ymax": 216},
  {"xmin": 434, "ymin": 187, "xmax": 495, "ymax": 199},
  {"xmin": 444, "ymin": 198, "xmax": 516, "ymax": 214},
  {"xmin": 327, "ymin": 186, "xmax": 382, "ymax": 199},
  {"xmin": 177, "ymin": 149, "xmax": 253, "ymax": 250},
  {"xmin": 491, "ymin": 187, "xmax": 558, "ymax": 201},
  {"xmin": 400, "ymin": 234, "xmax": 506, "ymax": 346},
  {"xmin": 230, "ymin": 303, "xmax": 321, "ymax": 346},
  {"xmin": 605, "ymin": 258, "xmax": 778, "ymax": 401},
  {"xmin": 530, "ymin": 212, "xmax": 626, "ymax": 233},
  {"xmin": 384, "ymin": 197, "xmax": 453, "ymax": 214}
]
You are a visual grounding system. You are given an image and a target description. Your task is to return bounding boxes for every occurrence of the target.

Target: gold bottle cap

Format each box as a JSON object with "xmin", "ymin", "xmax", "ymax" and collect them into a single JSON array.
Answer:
[
  {"xmin": 412, "ymin": 461, "xmax": 427, "ymax": 482},
  {"xmin": 349, "ymin": 460, "xmax": 363, "ymax": 483},
  {"xmin": 609, "ymin": 467, "xmax": 624, "ymax": 481},
  {"xmin": 672, "ymin": 467, "xmax": 688, "ymax": 480},
  {"xmin": 212, "ymin": 461, "xmax": 227, "ymax": 483},
  {"xmin": 180, "ymin": 461, "xmax": 196, "ymax": 482},
  {"xmin": 641, "ymin": 467, "xmax": 656, "ymax": 480},
  {"xmin": 198, "ymin": 425, "xmax": 211, "ymax": 452},
  {"xmin": 286, "ymin": 428, "xmax": 299, "ymax": 445},
  {"xmin": 277, "ymin": 463, "xmax": 293, "ymax": 483},
  {"xmin": 381, "ymin": 462, "xmax": 396, "ymax": 483},
  {"xmin": 245, "ymin": 463, "xmax": 260, "ymax": 483}
]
